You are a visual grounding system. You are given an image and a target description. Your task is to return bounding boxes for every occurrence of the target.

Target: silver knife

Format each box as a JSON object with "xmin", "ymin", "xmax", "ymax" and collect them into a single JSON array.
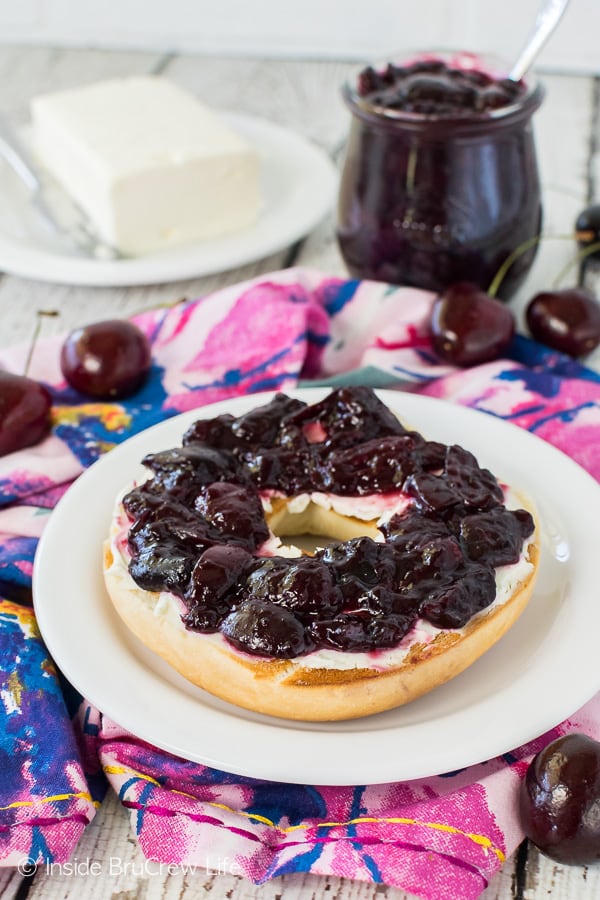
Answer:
[{"xmin": 0, "ymin": 116, "xmax": 121, "ymax": 260}]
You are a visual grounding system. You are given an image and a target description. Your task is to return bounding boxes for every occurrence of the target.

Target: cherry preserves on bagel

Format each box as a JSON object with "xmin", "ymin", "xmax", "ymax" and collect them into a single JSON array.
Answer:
[{"xmin": 103, "ymin": 387, "xmax": 539, "ymax": 721}]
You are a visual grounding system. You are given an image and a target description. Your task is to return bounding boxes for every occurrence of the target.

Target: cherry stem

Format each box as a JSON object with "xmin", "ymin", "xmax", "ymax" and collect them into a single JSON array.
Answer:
[
  {"xmin": 487, "ymin": 236, "xmax": 542, "ymax": 298},
  {"xmin": 137, "ymin": 295, "xmax": 188, "ymax": 315},
  {"xmin": 23, "ymin": 310, "xmax": 59, "ymax": 376},
  {"xmin": 487, "ymin": 233, "xmax": 573, "ymax": 298},
  {"xmin": 552, "ymin": 240, "xmax": 600, "ymax": 289}
]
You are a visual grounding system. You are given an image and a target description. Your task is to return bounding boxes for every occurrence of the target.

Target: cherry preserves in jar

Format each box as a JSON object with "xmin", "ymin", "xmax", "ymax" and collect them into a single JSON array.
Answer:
[{"xmin": 337, "ymin": 53, "xmax": 544, "ymax": 299}]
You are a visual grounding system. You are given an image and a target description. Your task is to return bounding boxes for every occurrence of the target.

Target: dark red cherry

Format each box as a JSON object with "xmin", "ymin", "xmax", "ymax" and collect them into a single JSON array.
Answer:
[
  {"xmin": 430, "ymin": 282, "xmax": 515, "ymax": 366},
  {"xmin": 520, "ymin": 733, "xmax": 600, "ymax": 865},
  {"xmin": 60, "ymin": 319, "xmax": 151, "ymax": 399},
  {"xmin": 525, "ymin": 288, "xmax": 600, "ymax": 357},
  {"xmin": 575, "ymin": 204, "xmax": 600, "ymax": 262},
  {"xmin": 0, "ymin": 371, "xmax": 52, "ymax": 457}
]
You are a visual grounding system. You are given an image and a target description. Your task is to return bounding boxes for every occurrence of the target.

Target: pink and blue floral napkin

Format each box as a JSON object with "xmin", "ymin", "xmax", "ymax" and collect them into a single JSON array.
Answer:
[{"xmin": 1, "ymin": 268, "xmax": 599, "ymax": 899}]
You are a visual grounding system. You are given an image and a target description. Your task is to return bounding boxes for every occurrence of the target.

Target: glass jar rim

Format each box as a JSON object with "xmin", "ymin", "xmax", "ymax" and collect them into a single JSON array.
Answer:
[{"xmin": 343, "ymin": 50, "xmax": 545, "ymax": 135}]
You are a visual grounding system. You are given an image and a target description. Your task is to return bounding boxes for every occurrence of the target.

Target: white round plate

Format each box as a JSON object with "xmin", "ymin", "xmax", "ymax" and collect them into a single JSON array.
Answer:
[
  {"xmin": 0, "ymin": 114, "xmax": 337, "ymax": 287},
  {"xmin": 33, "ymin": 389, "xmax": 600, "ymax": 785}
]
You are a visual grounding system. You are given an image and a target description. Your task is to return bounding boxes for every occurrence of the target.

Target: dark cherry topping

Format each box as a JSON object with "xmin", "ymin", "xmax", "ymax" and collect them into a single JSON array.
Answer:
[
  {"xmin": 194, "ymin": 482, "xmax": 269, "ymax": 549},
  {"xmin": 277, "ymin": 559, "xmax": 342, "ymax": 618},
  {"xmin": 243, "ymin": 446, "xmax": 316, "ymax": 493},
  {"xmin": 459, "ymin": 507, "xmax": 534, "ymax": 567},
  {"xmin": 186, "ymin": 545, "xmax": 254, "ymax": 605},
  {"xmin": 382, "ymin": 507, "xmax": 451, "ymax": 547},
  {"xmin": 403, "ymin": 444, "xmax": 504, "ymax": 514},
  {"xmin": 420, "ymin": 563, "xmax": 498, "ymax": 629},
  {"xmin": 122, "ymin": 387, "xmax": 534, "ymax": 658},
  {"xmin": 445, "ymin": 445, "xmax": 505, "ymax": 509},
  {"xmin": 129, "ymin": 544, "xmax": 197, "ymax": 595},
  {"xmin": 141, "ymin": 445, "xmax": 239, "ymax": 500},
  {"xmin": 243, "ymin": 557, "xmax": 295, "ymax": 602},
  {"xmin": 231, "ymin": 394, "xmax": 307, "ymax": 448},
  {"xmin": 221, "ymin": 598, "xmax": 310, "ymax": 658},
  {"xmin": 404, "ymin": 471, "xmax": 463, "ymax": 513},
  {"xmin": 356, "ymin": 57, "xmax": 524, "ymax": 117},
  {"xmin": 182, "ymin": 413, "xmax": 238, "ymax": 450},
  {"xmin": 183, "ymin": 545, "xmax": 255, "ymax": 632},
  {"xmin": 308, "ymin": 612, "xmax": 414, "ymax": 653},
  {"xmin": 283, "ymin": 385, "xmax": 408, "ymax": 446},
  {"xmin": 320, "ymin": 434, "xmax": 425, "ymax": 495}
]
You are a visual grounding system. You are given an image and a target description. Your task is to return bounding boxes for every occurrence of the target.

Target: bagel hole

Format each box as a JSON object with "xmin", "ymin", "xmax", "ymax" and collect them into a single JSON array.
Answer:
[
  {"xmin": 267, "ymin": 499, "xmax": 380, "ymax": 555},
  {"xmin": 281, "ymin": 533, "xmax": 337, "ymax": 554}
]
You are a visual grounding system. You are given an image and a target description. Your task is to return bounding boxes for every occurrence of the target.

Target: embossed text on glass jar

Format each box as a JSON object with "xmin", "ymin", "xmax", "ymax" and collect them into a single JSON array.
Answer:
[{"xmin": 336, "ymin": 57, "xmax": 545, "ymax": 300}]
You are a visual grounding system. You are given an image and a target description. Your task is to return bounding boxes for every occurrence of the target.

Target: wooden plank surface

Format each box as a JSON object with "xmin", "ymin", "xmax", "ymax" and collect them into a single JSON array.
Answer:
[{"xmin": 0, "ymin": 45, "xmax": 598, "ymax": 900}]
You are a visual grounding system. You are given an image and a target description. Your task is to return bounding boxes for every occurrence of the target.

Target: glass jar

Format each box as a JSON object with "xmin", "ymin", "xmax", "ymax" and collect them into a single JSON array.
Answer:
[{"xmin": 336, "ymin": 53, "xmax": 545, "ymax": 300}]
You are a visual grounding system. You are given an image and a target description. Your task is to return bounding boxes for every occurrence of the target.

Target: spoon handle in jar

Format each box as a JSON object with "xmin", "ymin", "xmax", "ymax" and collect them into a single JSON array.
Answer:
[{"xmin": 508, "ymin": 0, "xmax": 570, "ymax": 82}]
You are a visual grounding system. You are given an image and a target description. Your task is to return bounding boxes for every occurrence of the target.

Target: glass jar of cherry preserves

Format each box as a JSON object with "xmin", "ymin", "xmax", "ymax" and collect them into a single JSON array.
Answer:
[{"xmin": 336, "ymin": 52, "xmax": 545, "ymax": 300}]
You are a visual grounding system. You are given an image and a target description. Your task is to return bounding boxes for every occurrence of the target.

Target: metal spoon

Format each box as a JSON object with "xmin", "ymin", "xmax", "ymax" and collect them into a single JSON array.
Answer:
[{"xmin": 508, "ymin": 0, "xmax": 570, "ymax": 82}]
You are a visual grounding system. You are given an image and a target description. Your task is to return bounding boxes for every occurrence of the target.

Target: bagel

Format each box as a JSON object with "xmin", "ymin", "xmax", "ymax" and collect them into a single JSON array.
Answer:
[{"xmin": 103, "ymin": 387, "xmax": 539, "ymax": 721}]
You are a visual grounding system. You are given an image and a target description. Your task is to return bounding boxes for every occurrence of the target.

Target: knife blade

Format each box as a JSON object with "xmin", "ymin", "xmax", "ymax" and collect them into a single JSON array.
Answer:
[{"xmin": 0, "ymin": 116, "xmax": 121, "ymax": 260}]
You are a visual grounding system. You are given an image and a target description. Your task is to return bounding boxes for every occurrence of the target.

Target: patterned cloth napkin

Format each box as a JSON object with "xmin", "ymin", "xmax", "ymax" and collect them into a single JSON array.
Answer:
[{"xmin": 1, "ymin": 268, "xmax": 600, "ymax": 899}]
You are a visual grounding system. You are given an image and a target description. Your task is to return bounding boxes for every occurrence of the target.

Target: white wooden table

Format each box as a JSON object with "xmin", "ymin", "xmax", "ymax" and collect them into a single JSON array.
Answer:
[{"xmin": 0, "ymin": 44, "xmax": 599, "ymax": 900}]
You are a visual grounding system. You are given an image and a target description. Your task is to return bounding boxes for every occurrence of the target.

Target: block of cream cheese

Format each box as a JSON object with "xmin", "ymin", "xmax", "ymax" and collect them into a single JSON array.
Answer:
[{"xmin": 30, "ymin": 76, "xmax": 261, "ymax": 255}]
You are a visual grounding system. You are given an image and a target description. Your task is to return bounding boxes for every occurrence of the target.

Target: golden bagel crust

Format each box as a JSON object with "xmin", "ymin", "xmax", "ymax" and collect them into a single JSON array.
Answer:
[{"xmin": 103, "ymin": 494, "xmax": 540, "ymax": 721}]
